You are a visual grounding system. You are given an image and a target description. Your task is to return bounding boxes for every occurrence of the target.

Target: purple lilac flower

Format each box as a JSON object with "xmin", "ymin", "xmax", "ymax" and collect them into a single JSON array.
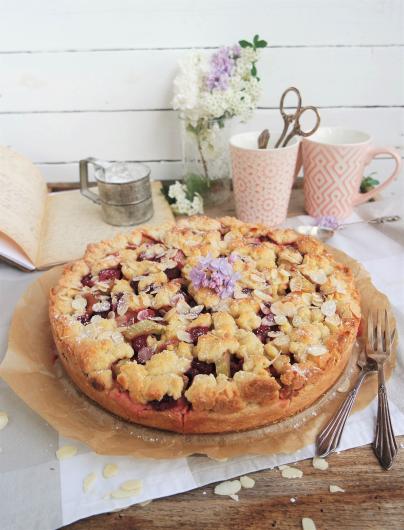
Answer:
[
  {"xmin": 189, "ymin": 254, "xmax": 241, "ymax": 299},
  {"xmin": 206, "ymin": 46, "xmax": 237, "ymax": 91},
  {"xmin": 315, "ymin": 216, "xmax": 340, "ymax": 230},
  {"xmin": 228, "ymin": 252, "xmax": 239, "ymax": 264}
]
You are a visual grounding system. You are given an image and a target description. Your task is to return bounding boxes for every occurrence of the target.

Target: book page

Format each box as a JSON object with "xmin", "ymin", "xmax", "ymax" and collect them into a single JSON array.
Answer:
[
  {"xmin": 37, "ymin": 182, "xmax": 174, "ymax": 269},
  {"xmin": 0, "ymin": 233, "xmax": 35, "ymax": 270},
  {"xmin": 0, "ymin": 146, "xmax": 47, "ymax": 265}
]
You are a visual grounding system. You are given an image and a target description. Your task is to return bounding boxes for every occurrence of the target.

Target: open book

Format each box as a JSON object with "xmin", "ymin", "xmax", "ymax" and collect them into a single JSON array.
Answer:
[{"xmin": 0, "ymin": 146, "xmax": 174, "ymax": 271}]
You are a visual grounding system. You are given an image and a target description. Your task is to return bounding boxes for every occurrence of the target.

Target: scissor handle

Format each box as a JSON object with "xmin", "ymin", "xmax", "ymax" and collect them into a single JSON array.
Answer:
[
  {"xmin": 282, "ymin": 105, "xmax": 321, "ymax": 147},
  {"xmin": 279, "ymin": 86, "xmax": 302, "ymax": 120},
  {"xmin": 295, "ymin": 106, "xmax": 321, "ymax": 137},
  {"xmin": 275, "ymin": 87, "xmax": 303, "ymax": 148}
]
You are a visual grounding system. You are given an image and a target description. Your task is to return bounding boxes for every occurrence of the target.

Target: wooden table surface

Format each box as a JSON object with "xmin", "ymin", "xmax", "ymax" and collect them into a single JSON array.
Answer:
[
  {"xmin": 60, "ymin": 183, "xmax": 398, "ymax": 530},
  {"xmin": 65, "ymin": 437, "xmax": 404, "ymax": 530}
]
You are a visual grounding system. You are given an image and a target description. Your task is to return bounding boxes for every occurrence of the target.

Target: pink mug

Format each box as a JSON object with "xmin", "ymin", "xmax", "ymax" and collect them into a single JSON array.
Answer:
[
  {"xmin": 230, "ymin": 131, "xmax": 300, "ymax": 225},
  {"xmin": 302, "ymin": 127, "xmax": 401, "ymax": 219}
]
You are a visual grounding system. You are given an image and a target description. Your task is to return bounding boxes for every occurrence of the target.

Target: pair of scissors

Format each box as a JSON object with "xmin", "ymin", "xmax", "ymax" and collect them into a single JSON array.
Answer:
[{"xmin": 275, "ymin": 87, "xmax": 321, "ymax": 148}]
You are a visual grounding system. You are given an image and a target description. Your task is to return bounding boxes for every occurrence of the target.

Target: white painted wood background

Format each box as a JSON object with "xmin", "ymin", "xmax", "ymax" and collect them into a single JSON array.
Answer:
[{"xmin": 0, "ymin": 0, "xmax": 403, "ymax": 192}]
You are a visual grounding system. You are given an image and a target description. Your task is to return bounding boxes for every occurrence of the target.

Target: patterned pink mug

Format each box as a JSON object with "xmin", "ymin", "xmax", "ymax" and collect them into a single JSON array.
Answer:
[
  {"xmin": 230, "ymin": 132, "xmax": 300, "ymax": 225},
  {"xmin": 302, "ymin": 127, "xmax": 401, "ymax": 219}
]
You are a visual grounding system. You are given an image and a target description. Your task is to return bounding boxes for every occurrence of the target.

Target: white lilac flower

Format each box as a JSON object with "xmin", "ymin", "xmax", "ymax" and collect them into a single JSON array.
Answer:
[{"xmin": 168, "ymin": 181, "xmax": 204, "ymax": 216}]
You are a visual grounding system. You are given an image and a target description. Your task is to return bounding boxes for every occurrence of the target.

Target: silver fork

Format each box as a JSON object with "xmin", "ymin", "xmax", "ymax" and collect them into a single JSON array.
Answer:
[
  {"xmin": 316, "ymin": 350, "xmax": 377, "ymax": 457},
  {"xmin": 367, "ymin": 310, "xmax": 398, "ymax": 470}
]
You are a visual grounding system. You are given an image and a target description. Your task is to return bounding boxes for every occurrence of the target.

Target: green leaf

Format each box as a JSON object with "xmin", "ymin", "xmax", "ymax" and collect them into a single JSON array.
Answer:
[
  {"xmin": 239, "ymin": 39, "xmax": 253, "ymax": 48},
  {"xmin": 360, "ymin": 175, "xmax": 380, "ymax": 193},
  {"xmin": 253, "ymin": 34, "xmax": 260, "ymax": 45},
  {"xmin": 185, "ymin": 173, "xmax": 210, "ymax": 199},
  {"xmin": 161, "ymin": 183, "xmax": 176, "ymax": 204},
  {"xmin": 251, "ymin": 63, "xmax": 257, "ymax": 76},
  {"xmin": 257, "ymin": 39, "xmax": 267, "ymax": 48}
]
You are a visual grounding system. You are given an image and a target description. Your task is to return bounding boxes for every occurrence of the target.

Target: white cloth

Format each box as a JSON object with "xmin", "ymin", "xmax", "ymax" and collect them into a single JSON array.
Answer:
[{"xmin": 1, "ymin": 197, "xmax": 404, "ymax": 529}]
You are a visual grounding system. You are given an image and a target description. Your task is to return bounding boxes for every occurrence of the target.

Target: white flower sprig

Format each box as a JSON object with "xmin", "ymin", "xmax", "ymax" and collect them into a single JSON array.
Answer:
[{"xmin": 167, "ymin": 181, "xmax": 204, "ymax": 216}]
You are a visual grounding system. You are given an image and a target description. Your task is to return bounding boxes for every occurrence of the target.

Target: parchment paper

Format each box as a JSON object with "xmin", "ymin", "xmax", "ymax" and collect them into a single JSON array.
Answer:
[{"xmin": 0, "ymin": 247, "xmax": 396, "ymax": 459}]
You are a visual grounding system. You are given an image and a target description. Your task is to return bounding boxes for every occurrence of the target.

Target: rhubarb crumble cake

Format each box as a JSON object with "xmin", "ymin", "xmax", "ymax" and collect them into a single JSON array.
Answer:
[{"xmin": 49, "ymin": 216, "xmax": 361, "ymax": 433}]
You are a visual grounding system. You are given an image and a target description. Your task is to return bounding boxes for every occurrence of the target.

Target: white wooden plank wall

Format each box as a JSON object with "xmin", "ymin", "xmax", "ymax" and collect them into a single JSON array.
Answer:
[{"xmin": 0, "ymin": 0, "xmax": 403, "ymax": 193}]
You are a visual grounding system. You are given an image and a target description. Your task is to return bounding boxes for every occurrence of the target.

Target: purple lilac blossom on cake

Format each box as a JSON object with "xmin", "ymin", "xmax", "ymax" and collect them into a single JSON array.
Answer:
[
  {"xmin": 206, "ymin": 45, "xmax": 241, "ymax": 91},
  {"xmin": 189, "ymin": 255, "xmax": 241, "ymax": 298}
]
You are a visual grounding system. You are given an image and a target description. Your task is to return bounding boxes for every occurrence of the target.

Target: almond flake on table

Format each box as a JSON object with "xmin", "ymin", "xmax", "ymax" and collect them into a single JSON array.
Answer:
[
  {"xmin": 83, "ymin": 472, "xmax": 97, "ymax": 493},
  {"xmin": 240, "ymin": 475, "xmax": 255, "ymax": 489},
  {"xmin": 0, "ymin": 411, "xmax": 9, "ymax": 430},
  {"xmin": 214, "ymin": 480, "xmax": 242, "ymax": 496},
  {"xmin": 103, "ymin": 463, "xmax": 119, "ymax": 479},
  {"xmin": 302, "ymin": 517, "xmax": 316, "ymax": 530},
  {"xmin": 110, "ymin": 489, "xmax": 140, "ymax": 500},
  {"xmin": 56, "ymin": 445, "xmax": 77, "ymax": 460},
  {"xmin": 312, "ymin": 457, "xmax": 329, "ymax": 470},
  {"xmin": 229, "ymin": 494, "xmax": 239, "ymax": 501},
  {"xmin": 120, "ymin": 479, "xmax": 143, "ymax": 493},
  {"xmin": 139, "ymin": 499, "xmax": 153, "ymax": 507},
  {"xmin": 280, "ymin": 465, "xmax": 303, "ymax": 479},
  {"xmin": 329, "ymin": 484, "xmax": 345, "ymax": 493}
]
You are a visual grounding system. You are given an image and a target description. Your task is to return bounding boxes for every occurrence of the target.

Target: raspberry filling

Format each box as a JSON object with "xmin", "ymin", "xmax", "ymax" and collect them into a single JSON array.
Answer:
[
  {"xmin": 81, "ymin": 273, "xmax": 94, "ymax": 287},
  {"xmin": 149, "ymin": 395, "xmax": 180, "ymax": 411},
  {"xmin": 185, "ymin": 359, "xmax": 216, "ymax": 383},
  {"xmin": 258, "ymin": 235, "xmax": 271, "ymax": 242},
  {"xmin": 165, "ymin": 267, "xmax": 181, "ymax": 280},
  {"xmin": 77, "ymin": 292, "xmax": 111, "ymax": 322},
  {"xmin": 116, "ymin": 309, "xmax": 139, "ymax": 326},
  {"xmin": 229, "ymin": 354, "xmax": 244, "ymax": 377},
  {"xmin": 98, "ymin": 267, "xmax": 122, "ymax": 282},
  {"xmin": 132, "ymin": 334, "xmax": 149, "ymax": 353},
  {"xmin": 78, "ymin": 313, "xmax": 91, "ymax": 325},
  {"xmin": 187, "ymin": 326, "xmax": 210, "ymax": 344},
  {"xmin": 130, "ymin": 280, "xmax": 139, "ymax": 294},
  {"xmin": 253, "ymin": 325, "xmax": 271, "ymax": 343},
  {"xmin": 116, "ymin": 308, "xmax": 157, "ymax": 327}
]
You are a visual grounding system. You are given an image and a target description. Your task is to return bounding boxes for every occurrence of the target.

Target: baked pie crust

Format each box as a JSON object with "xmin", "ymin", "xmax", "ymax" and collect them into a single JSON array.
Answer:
[{"xmin": 49, "ymin": 216, "xmax": 360, "ymax": 433}]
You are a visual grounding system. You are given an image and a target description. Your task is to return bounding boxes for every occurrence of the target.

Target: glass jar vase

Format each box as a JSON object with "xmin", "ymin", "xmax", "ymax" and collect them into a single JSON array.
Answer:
[{"xmin": 181, "ymin": 116, "xmax": 232, "ymax": 207}]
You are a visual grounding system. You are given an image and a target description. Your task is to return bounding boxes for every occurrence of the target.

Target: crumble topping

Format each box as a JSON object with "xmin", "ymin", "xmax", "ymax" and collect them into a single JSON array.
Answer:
[{"xmin": 50, "ymin": 216, "xmax": 360, "ymax": 414}]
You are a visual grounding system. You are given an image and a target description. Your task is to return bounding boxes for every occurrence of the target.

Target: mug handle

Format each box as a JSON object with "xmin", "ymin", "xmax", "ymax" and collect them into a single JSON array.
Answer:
[
  {"xmin": 79, "ymin": 158, "xmax": 101, "ymax": 204},
  {"xmin": 353, "ymin": 146, "xmax": 401, "ymax": 205}
]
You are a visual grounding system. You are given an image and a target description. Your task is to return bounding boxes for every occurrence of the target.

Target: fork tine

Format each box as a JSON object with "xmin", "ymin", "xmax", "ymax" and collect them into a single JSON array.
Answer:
[
  {"xmin": 384, "ymin": 309, "xmax": 391, "ymax": 354},
  {"xmin": 376, "ymin": 310, "xmax": 383, "ymax": 354},
  {"xmin": 367, "ymin": 312, "xmax": 374, "ymax": 353}
]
